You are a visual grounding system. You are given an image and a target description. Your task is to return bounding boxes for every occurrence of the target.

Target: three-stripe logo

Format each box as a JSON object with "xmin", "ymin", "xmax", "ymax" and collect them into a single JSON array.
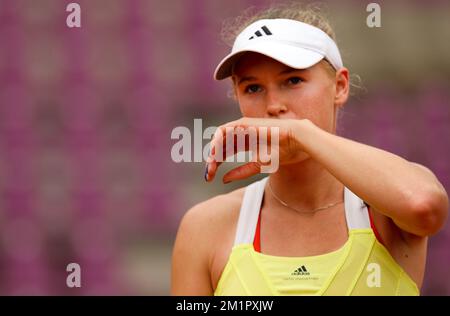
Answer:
[
  {"xmin": 249, "ymin": 25, "xmax": 273, "ymax": 40},
  {"xmin": 292, "ymin": 265, "xmax": 310, "ymax": 276}
]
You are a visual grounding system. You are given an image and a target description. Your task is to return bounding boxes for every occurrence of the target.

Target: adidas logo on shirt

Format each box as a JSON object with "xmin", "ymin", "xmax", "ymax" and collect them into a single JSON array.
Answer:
[
  {"xmin": 248, "ymin": 25, "xmax": 273, "ymax": 40},
  {"xmin": 292, "ymin": 265, "xmax": 310, "ymax": 276}
]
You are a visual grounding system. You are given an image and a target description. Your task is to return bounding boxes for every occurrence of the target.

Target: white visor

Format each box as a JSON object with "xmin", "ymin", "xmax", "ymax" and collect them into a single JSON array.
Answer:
[{"xmin": 214, "ymin": 18, "xmax": 343, "ymax": 80}]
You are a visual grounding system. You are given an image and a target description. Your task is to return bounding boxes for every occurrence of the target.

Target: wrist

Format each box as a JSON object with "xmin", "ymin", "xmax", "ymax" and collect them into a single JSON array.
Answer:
[{"xmin": 293, "ymin": 119, "xmax": 316, "ymax": 151}]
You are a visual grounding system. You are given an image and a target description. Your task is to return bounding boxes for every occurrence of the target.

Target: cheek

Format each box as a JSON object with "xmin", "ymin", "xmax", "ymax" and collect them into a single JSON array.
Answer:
[
  {"xmin": 291, "ymin": 84, "xmax": 335, "ymax": 128},
  {"xmin": 238, "ymin": 99, "xmax": 265, "ymax": 117}
]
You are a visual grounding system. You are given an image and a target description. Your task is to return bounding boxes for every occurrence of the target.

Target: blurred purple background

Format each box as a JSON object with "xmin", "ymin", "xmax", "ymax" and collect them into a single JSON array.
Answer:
[{"xmin": 0, "ymin": 0, "xmax": 449, "ymax": 295}]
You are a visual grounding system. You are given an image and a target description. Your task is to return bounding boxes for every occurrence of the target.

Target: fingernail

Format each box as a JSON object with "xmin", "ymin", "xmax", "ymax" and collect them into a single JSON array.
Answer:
[{"xmin": 204, "ymin": 163, "xmax": 209, "ymax": 182}]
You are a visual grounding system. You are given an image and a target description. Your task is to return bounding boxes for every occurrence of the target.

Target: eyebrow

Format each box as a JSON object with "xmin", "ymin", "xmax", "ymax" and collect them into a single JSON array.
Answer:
[{"xmin": 237, "ymin": 68, "xmax": 305, "ymax": 85}]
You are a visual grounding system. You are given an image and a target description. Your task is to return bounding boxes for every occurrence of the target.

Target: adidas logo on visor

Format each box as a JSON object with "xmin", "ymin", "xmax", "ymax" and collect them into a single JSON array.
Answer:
[{"xmin": 249, "ymin": 25, "xmax": 272, "ymax": 40}]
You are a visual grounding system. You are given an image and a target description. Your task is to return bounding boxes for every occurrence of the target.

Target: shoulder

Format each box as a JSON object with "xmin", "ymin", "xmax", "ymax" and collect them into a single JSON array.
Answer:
[
  {"xmin": 173, "ymin": 185, "xmax": 246, "ymax": 264},
  {"xmin": 171, "ymin": 185, "xmax": 247, "ymax": 294},
  {"xmin": 178, "ymin": 186, "xmax": 246, "ymax": 240}
]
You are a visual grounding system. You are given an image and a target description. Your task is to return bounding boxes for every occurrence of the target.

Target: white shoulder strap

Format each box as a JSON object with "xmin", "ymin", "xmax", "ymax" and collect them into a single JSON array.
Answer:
[
  {"xmin": 234, "ymin": 177, "xmax": 269, "ymax": 246},
  {"xmin": 344, "ymin": 186, "xmax": 370, "ymax": 230}
]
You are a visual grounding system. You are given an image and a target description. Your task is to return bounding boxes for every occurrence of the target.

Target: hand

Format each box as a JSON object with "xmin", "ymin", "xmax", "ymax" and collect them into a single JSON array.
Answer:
[{"xmin": 205, "ymin": 117, "xmax": 312, "ymax": 183}]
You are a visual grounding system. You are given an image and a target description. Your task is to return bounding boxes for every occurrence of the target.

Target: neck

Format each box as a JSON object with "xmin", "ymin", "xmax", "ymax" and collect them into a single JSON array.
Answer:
[{"xmin": 267, "ymin": 158, "xmax": 344, "ymax": 212}]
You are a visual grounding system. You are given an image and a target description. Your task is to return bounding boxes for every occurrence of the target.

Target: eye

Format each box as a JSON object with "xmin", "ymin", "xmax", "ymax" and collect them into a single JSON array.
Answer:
[
  {"xmin": 286, "ymin": 77, "xmax": 302, "ymax": 85},
  {"xmin": 244, "ymin": 84, "xmax": 262, "ymax": 94}
]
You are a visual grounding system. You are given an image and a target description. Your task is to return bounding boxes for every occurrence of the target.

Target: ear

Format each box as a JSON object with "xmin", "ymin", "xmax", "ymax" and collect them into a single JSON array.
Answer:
[{"xmin": 334, "ymin": 67, "xmax": 349, "ymax": 108}]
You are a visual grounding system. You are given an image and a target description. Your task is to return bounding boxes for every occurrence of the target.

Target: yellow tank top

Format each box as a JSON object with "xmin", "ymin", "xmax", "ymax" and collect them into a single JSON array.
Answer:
[{"xmin": 214, "ymin": 177, "xmax": 419, "ymax": 296}]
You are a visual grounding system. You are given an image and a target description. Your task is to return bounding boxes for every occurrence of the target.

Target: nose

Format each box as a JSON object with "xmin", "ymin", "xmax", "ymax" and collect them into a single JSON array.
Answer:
[{"xmin": 265, "ymin": 92, "xmax": 287, "ymax": 117}]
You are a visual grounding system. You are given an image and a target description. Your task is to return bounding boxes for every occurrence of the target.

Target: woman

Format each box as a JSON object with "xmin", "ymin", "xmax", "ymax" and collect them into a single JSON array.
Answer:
[{"xmin": 171, "ymin": 4, "xmax": 448, "ymax": 295}]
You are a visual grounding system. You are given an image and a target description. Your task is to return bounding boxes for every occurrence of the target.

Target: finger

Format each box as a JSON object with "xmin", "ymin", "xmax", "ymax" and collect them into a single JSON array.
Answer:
[
  {"xmin": 205, "ymin": 158, "xmax": 218, "ymax": 182},
  {"xmin": 214, "ymin": 125, "xmax": 245, "ymax": 160},
  {"xmin": 209, "ymin": 119, "xmax": 255, "ymax": 161},
  {"xmin": 222, "ymin": 161, "xmax": 262, "ymax": 183},
  {"xmin": 208, "ymin": 128, "xmax": 255, "ymax": 181},
  {"xmin": 207, "ymin": 122, "xmax": 277, "ymax": 181}
]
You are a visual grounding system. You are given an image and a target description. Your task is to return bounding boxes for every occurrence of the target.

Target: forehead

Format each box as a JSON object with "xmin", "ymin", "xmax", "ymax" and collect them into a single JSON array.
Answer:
[{"xmin": 232, "ymin": 52, "xmax": 292, "ymax": 77}]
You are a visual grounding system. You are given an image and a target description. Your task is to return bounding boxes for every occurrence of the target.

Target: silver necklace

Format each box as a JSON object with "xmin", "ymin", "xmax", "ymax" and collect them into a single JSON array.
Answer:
[{"xmin": 267, "ymin": 180, "xmax": 344, "ymax": 214}]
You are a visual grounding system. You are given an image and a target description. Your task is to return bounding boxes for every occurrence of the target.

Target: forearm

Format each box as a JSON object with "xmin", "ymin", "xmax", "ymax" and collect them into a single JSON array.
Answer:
[{"xmin": 296, "ymin": 119, "xmax": 448, "ymax": 235}]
